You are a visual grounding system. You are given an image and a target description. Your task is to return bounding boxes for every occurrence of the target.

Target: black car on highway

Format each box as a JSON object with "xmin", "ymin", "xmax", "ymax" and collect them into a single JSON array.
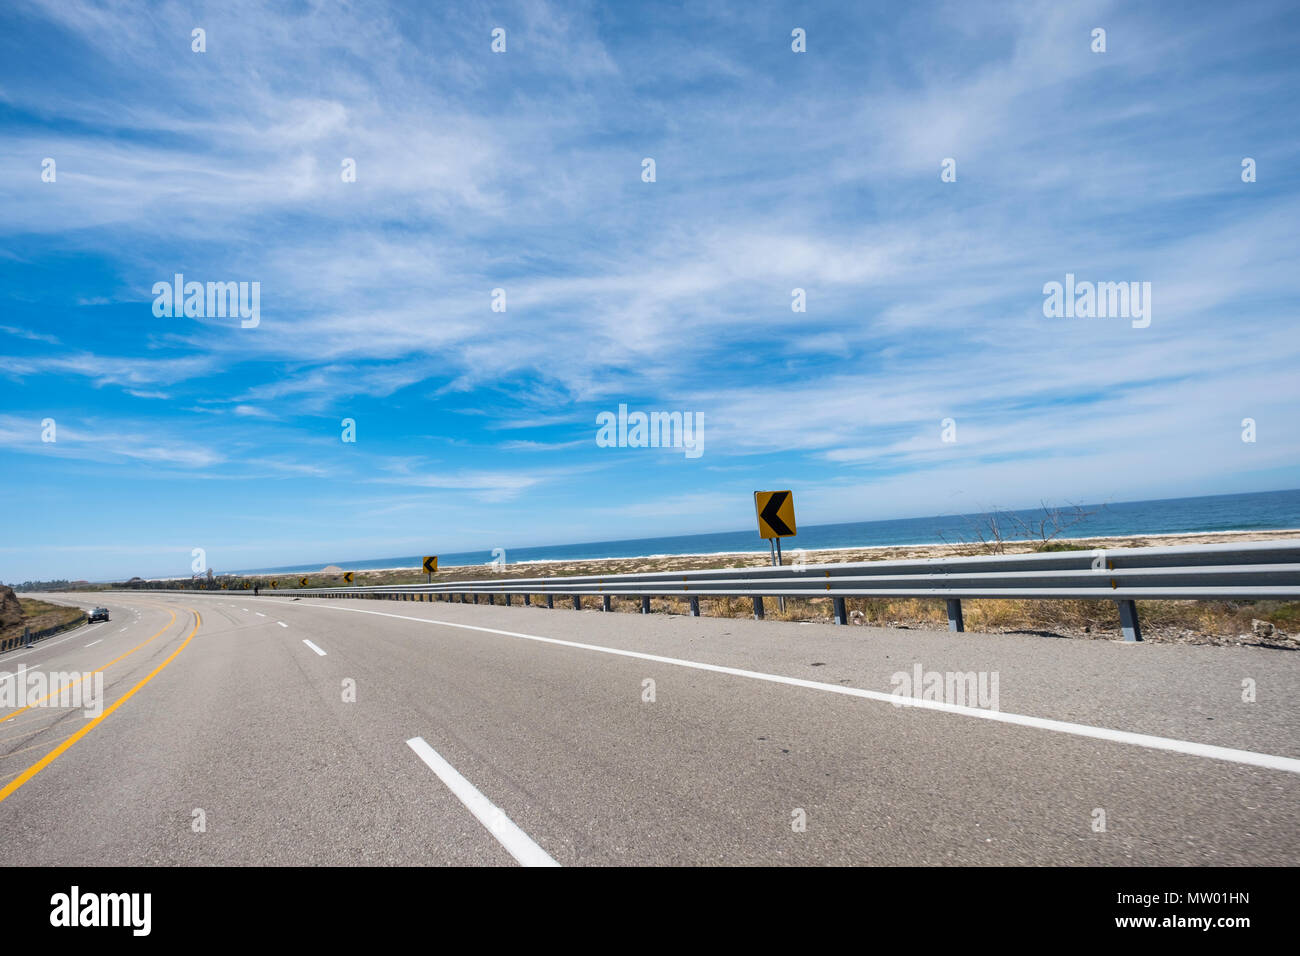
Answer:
[{"xmin": 88, "ymin": 607, "xmax": 110, "ymax": 622}]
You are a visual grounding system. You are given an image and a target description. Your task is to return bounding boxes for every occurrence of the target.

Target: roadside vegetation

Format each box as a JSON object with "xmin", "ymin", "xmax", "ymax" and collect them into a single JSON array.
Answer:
[
  {"xmin": 0, "ymin": 597, "xmax": 87, "ymax": 645},
  {"xmin": 102, "ymin": 517, "xmax": 1298, "ymax": 646}
]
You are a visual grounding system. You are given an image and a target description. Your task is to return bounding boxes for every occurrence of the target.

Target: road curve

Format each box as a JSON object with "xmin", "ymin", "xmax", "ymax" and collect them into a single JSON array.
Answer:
[{"xmin": 2, "ymin": 590, "xmax": 1296, "ymax": 866}]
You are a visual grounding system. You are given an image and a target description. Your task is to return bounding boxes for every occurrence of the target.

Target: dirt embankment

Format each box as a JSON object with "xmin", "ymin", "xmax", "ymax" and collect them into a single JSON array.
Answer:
[
  {"xmin": 0, "ymin": 589, "xmax": 86, "ymax": 644},
  {"xmin": 0, "ymin": 586, "xmax": 22, "ymax": 631}
]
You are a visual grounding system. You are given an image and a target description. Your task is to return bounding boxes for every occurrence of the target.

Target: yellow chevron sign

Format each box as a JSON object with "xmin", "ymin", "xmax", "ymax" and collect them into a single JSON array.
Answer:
[{"xmin": 754, "ymin": 490, "xmax": 796, "ymax": 539}]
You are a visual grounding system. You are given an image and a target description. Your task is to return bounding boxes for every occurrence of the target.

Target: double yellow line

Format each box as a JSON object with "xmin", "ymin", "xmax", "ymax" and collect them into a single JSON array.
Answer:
[{"xmin": 0, "ymin": 607, "xmax": 200, "ymax": 804}]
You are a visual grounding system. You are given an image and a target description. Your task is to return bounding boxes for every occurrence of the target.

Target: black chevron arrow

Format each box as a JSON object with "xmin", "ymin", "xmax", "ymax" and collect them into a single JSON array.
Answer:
[{"xmin": 760, "ymin": 491, "xmax": 793, "ymax": 536}]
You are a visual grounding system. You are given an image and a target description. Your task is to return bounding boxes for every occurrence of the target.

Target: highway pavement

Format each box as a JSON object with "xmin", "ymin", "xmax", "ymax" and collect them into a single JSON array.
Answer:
[{"xmin": 2, "ymin": 590, "xmax": 1297, "ymax": 866}]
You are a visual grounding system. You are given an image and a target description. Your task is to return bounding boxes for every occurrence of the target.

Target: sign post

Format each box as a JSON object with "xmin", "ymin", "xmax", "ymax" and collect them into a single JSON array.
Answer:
[{"xmin": 754, "ymin": 490, "xmax": 797, "ymax": 613}]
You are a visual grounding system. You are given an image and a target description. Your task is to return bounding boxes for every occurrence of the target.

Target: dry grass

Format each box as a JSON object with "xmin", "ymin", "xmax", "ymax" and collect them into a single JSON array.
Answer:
[
  {"xmin": 0, "ymin": 598, "xmax": 86, "ymax": 644},
  {"xmin": 129, "ymin": 528, "xmax": 1300, "ymax": 646}
]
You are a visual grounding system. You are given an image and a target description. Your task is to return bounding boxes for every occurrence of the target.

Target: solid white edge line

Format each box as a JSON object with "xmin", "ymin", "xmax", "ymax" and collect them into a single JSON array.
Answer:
[
  {"xmin": 315, "ymin": 603, "xmax": 1300, "ymax": 776},
  {"xmin": 86, "ymin": 639, "xmax": 103, "ymax": 646},
  {"xmin": 405, "ymin": 736, "xmax": 559, "ymax": 867},
  {"xmin": 302, "ymin": 639, "xmax": 326, "ymax": 656}
]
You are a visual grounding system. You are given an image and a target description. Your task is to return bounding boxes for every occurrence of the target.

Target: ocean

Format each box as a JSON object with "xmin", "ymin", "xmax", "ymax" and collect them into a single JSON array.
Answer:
[{"xmin": 236, "ymin": 488, "xmax": 1300, "ymax": 575}]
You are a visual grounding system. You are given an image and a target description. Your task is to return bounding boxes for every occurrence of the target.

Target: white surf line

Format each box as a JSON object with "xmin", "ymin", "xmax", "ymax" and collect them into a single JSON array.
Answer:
[
  {"xmin": 85, "ymin": 639, "xmax": 103, "ymax": 647},
  {"xmin": 405, "ymin": 736, "xmax": 559, "ymax": 867},
  {"xmin": 314, "ymin": 603, "xmax": 1300, "ymax": 777},
  {"xmin": 302, "ymin": 639, "xmax": 326, "ymax": 656}
]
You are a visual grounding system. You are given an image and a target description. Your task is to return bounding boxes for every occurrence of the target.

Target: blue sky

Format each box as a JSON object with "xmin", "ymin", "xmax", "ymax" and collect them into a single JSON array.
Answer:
[{"xmin": 2, "ymin": 0, "xmax": 1298, "ymax": 582}]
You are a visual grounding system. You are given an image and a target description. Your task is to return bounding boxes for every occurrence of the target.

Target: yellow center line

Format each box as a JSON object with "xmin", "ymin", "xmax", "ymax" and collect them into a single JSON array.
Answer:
[
  {"xmin": 0, "ymin": 608, "xmax": 177, "ymax": 726},
  {"xmin": 0, "ymin": 609, "xmax": 200, "ymax": 805}
]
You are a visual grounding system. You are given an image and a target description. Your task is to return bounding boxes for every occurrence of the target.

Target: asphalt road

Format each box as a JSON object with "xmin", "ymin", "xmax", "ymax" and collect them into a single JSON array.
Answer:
[{"xmin": 2, "ymin": 590, "xmax": 1297, "ymax": 866}]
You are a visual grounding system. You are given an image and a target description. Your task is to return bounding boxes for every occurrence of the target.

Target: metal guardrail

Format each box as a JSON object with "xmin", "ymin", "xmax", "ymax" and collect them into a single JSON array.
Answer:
[
  {"xmin": 143, "ymin": 540, "xmax": 1300, "ymax": 643},
  {"xmin": 0, "ymin": 611, "xmax": 89, "ymax": 655}
]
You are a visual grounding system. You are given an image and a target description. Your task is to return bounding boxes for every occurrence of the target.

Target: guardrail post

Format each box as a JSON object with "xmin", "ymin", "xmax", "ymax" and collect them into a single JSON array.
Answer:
[
  {"xmin": 524, "ymin": 594, "xmax": 531, "ymax": 606},
  {"xmin": 546, "ymin": 594, "xmax": 554, "ymax": 609},
  {"xmin": 641, "ymin": 596, "xmax": 650, "ymax": 614},
  {"xmin": 602, "ymin": 595, "xmax": 611, "ymax": 612},
  {"xmin": 832, "ymin": 597, "xmax": 846, "ymax": 625},
  {"xmin": 488, "ymin": 594, "xmax": 495, "ymax": 606},
  {"xmin": 689, "ymin": 596, "xmax": 700, "ymax": 617},
  {"xmin": 946, "ymin": 599, "xmax": 964, "ymax": 633},
  {"xmin": 753, "ymin": 597, "xmax": 764, "ymax": 620},
  {"xmin": 1116, "ymin": 600, "xmax": 1143, "ymax": 642},
  {"xmin": 572, "ymin": 596, "xmax": 582, "ymax": 610},
  {"xmin": 505, "ymin": 594, "xmax": 512, "ymax": 606},
  {"xmin": 24, "ymin": 626, "xmax": 31, "ymax": 647}
]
